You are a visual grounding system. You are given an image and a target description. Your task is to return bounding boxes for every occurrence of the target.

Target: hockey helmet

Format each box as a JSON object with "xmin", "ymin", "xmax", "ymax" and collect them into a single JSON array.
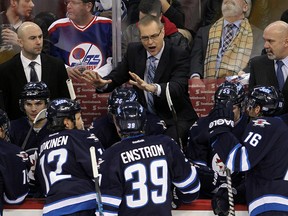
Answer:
[
  {"xmin": 19, "ymin": 81, "xmax": 50, "ymax": 111},
  {"xmin": 108, "ymin": 88, "xmax": 138, "ymax": 114},
  {"xmin": 246, "ymin": 85, "xmax": 284, "ymax": 116},
  {"xmin": 115, "ymin": 101, "xmax": 146, "ymax": 136},
  {"xmin": 214, "ymin": 81, "xmax": 245, "ymax": 106}
]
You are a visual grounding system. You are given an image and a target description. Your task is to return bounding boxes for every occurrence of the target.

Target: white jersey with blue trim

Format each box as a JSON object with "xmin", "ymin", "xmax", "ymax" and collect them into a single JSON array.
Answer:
[
  {"xmin": 212, "ymin": 116, "xmax": 288, "ymax": 216},
  {"xmin": 48, "ymin": 16, "xmax": 112, "ymax": 70}
]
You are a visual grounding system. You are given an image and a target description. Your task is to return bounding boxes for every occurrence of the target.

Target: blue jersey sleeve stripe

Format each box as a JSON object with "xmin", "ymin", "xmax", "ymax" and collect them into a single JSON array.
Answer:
[
  {"xmin": 181, "ymin": 181, "xmax": 201, "ymax": 194},
  {"xmin": 226, "ymin": 143, "xmax": 242, "ymax": 171},
  {"xmin": 240, "ymin": 146, "xmax": 250, "ymax": 171},
  {"xmin": 249, "ymin": 195, "xmax": 288, "ymax": 216}
]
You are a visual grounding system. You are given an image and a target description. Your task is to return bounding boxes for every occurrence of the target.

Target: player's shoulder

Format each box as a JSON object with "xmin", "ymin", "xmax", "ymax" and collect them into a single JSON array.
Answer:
[
  {"xmin": 0, "ymin": 140, "xmax": 22, "ymax": 155},
  {"xmin": 248, "ymin": 116, "xmax": 287, "ymax": 133}
]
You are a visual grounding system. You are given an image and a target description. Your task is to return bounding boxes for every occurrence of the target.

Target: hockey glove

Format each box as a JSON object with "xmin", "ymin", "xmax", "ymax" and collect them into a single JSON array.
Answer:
[
  {"xmin": 208, "ymin": 101, "xmax": 234, "ymax": 138},
  {"xmin": 194, "ymin": 164, "xmax": 226, "ymax": 194},
  {"xmin": 171, "ymin": 186, "xmax": 182, "ymax": 209},
  {"xmin": 211, "ymin": 184, "xmax": 237, "ymax": 216}
]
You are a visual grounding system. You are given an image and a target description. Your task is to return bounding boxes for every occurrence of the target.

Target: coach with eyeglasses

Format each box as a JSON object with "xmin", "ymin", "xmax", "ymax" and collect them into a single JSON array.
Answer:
[{"xmin": 83, "ymin": 14, "xmax": 198, "ymax": 147}]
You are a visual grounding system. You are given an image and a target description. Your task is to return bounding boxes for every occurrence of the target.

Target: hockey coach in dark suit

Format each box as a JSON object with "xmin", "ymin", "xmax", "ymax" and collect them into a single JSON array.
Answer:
[
  {"xmin": 248, "ymin": 21, "xmax": 288, "ymax": 114},
  {"xmin": 0, "ymin": 22, "xmax": 69, "ymax": 120},
  {"xmin": 83, "ymin": 15, "xmax": 198, "ymax": 145}
]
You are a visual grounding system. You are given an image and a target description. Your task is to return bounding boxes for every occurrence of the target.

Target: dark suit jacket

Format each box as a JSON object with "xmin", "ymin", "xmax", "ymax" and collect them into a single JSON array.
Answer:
[
  {"xmin": 0, "ymin": 53, "xmax": 70, "ymax": 120},
  {"xmin": 99, "ymin": 42, "xmax": 198, "ymax": 126},
  {"xmin": 248, "ymin": 55, "xmax": 288, "ymax": 114},
  {"xmin": 189, "ymin": 23, "xmax": 264, "ymax": 77}
]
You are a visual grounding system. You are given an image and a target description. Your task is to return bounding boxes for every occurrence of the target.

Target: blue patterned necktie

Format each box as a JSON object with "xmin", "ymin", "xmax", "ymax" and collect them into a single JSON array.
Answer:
[
  {"xmin": 221, "ymin": 23, "xmax": 234, "ymax": 56},
  {"xmin": 29, "ymin": 61, "xmax": 39, "ymax": 82},
  {"xmin": 146, "ymin": 56, "xmax": 157, "ymax": 114},
  {"xmin": 276, "ymin": 60, "xmax": 285, "ymax": 90}
]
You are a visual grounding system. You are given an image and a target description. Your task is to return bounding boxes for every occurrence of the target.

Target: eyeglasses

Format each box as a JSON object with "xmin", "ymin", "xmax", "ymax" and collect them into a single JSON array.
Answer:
[
  {"xmin": 140, "ymin": 29, "xmax": 162, "ymax": 42},
  {"xmin": 64, "ymin": 0, "xmax": 84, "ymax": 6}
]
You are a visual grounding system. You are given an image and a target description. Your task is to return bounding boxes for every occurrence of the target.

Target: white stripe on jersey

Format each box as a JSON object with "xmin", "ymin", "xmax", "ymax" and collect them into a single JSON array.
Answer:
[
  {"xmin": 249, "ymin": 195, "xmax": 288, "ymax": 216},
  {"xmin": 226, "ymin": 143, "xmax": 241, "ymax": 172},
  {"xmin": 43, "ymin": 193, "xmax": 96, "ymax": 214},
  {"xmin": 173, "ymin": 166, "xmax": 197, "ymax": 189},
  {"xmin": 102, "ymin": 195, "xmax": 122, "ymax": 207},
  {"xmin": 240, "ymin": 147, "xmax": 250, "ymax": 171},
  {"xmin": 4, "ymin": 191, "xmax": 28, "ymax": 204}
]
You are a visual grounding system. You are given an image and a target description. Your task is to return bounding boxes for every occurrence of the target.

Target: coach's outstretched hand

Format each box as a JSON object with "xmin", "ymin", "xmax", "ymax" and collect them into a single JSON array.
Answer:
[
  {"xmin": 208, "ymin": 101, "xmax": 234, "ymax": 138},
  {"xmin": 82, "ymin": 70, "xmax": 112, "ymax": 89}
]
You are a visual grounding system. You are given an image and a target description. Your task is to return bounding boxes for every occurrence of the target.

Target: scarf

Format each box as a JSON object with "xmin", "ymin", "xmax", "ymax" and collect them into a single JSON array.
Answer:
[{"xmin": 204, "ymin": 17, "xmax": 253, "ymax": 78}]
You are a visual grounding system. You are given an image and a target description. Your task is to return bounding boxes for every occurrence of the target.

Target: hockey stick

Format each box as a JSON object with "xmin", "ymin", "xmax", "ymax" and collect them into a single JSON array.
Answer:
[
  {"xmin": 89, "ymin": 146, "xmax": 104, "ymax": 216},
  {"xmin": 165, "ymin": 82, "xmax": 183, "ymax": 149},
  {"xmin": 21, "ymin": 108, "xmax": 47, "ymax": 150},
  {"xmin": 66, "ymin": 79, "xmax": 76, "ymax": 100},
  {"xmin": 226, "ymin": 168, "xmax": 235, "ymax": 216}
]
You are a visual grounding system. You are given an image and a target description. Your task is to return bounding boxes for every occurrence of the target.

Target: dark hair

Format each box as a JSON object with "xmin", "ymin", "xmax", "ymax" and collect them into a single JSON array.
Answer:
[
  {"xmin": 281, "ymin": 9, "xmax": 288, "ymax": 23},
  {"xmin": 138, "ymin": 0, "xmax": 162, "ymax": 17},
  {"xmin": 82, "ymin": 0, "xmax": 95, "ymax": 12}
]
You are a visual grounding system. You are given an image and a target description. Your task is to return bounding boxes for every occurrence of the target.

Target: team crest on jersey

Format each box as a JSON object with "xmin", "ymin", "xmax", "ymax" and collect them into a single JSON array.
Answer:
[
  {"xmin": 211, "ymin": 153, "xmax": 227, "ymax": 177},
  {"xmin": 69, "ymin": 43, "xmax": 103, "ymax": 70},
  {"xmin": 252, "ymin": 119, "xmax": 271, "ymax": 127}
]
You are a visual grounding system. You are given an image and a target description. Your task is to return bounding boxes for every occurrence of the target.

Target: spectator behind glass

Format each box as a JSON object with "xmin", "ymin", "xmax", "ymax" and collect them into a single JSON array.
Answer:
[
  {"xmin": 178, "ymin": 0, "xmax": 223, "ymax": 38},
  {"xmin": 0, "ymin": 22, "xmax": 70, "ymax": 120},
  {"xmin": 189, "ymin": 0, "xmax": 263, "ymax": 79},
  {"xmin": 126, "ymin": 0, "xmax": 185, "ymax": 29},
  {"xmin": 83, "ymin": 15, "xmax": 198, "ymax": 147},
  {"xmin": 48, "ymin": 0, "xmax": 112, "ymax": 80},
  {"xmin": 121, "ymin": 0, "xmax": 190, "ymax": 57},
  {"xmin": 0, "ymin": 0, "xmax": 35, "ymax": 63}
]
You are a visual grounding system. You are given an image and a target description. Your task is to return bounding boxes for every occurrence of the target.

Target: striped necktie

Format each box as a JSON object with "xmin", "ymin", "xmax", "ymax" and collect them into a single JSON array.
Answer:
[
  {"xmin": 221, "ymin": 23, "xmax": 234, "ymax": 56},
  {"xmin": 146, "ymin": 56, "xmax": 157, "ymax": 114}
]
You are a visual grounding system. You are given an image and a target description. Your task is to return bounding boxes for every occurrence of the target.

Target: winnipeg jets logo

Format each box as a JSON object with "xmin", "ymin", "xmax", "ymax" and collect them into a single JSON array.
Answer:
[
  {"xmin": 252, "ymin": 119, "xmax": 271, "ymax": 127},
  {"xmin": 69, "ymin": 43, "xmax": 103, "ymax": 70}
]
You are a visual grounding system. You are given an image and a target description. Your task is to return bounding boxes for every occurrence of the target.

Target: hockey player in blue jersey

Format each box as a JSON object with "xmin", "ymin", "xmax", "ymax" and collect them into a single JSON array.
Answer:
[
  {"xmin": 208, "ymin": 85, "xmax": 288, "ymax": 216},
  {"xmin": 88, "ymin": 87, "xmax": 166, "ymax": 149},
  {"xmin": 0, "ymin": 109, "xmax": 29, "ymax": 215},
  {"xmin": 98, "ymin": 101, "xmax": 200, "ymax": 216},
  {"xmin": 10, "ymin": 81, "xmax": 50, "ymax": 150},
  {"xmin": 9, "ymin": 81, "xmax": 51, "ymax": 197},
  {"xmin": 37, "ymin": 98, "xmax": 104, "ymax": 216},
  {"xmin": 186, "ymin": 81, "xmax": 248, "ymax": 214}
]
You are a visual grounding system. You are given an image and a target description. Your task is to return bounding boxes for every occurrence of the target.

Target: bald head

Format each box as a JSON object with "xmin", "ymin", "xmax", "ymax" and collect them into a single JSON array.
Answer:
[
  {"xmin": 264, "ymin": 21, "xmax": 288, "ymax": 36},
  {"xmin": 17, "ymin": 21, "xmax": 43, "ymax": 60},
  {"xmin": 263, "ymin": 21, "xmax": 288, "ymax": 60},
  {"xmin": 18, "ymin": 22, "xmax": 42, "ymax": 39}
]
